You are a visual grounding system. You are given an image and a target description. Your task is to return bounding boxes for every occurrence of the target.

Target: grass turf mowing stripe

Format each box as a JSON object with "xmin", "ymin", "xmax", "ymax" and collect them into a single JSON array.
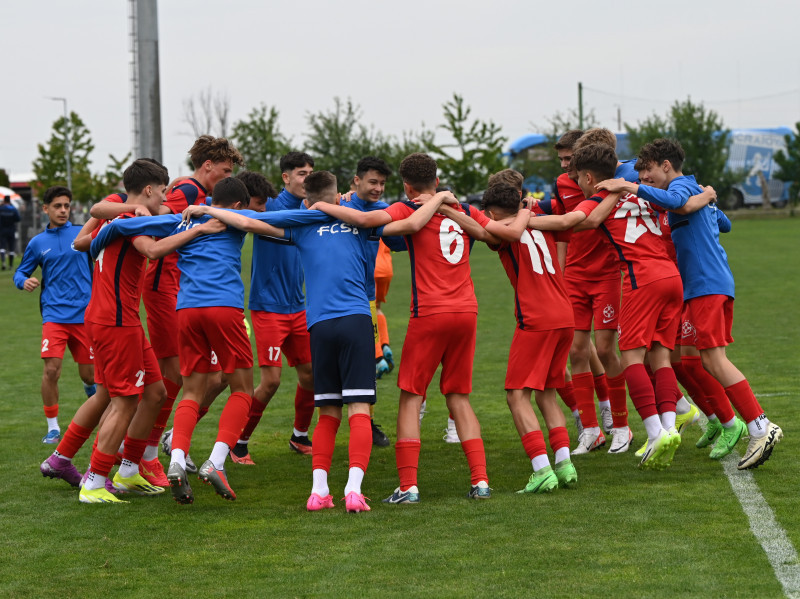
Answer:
[{"xmin": 701, "ymin": 419, "xmax": 800, "ymax": 597}]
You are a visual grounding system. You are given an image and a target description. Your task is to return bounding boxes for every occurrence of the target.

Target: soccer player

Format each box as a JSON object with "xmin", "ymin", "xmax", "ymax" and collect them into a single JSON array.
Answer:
[
  {"xmin": 597, "ymin": 138, "xmax": 783, "ymax": 469},
  {"xmin": 182, "ymin": 170, "xmax": 446, "ymax": 512},
  {"xmin": 442, "ymin": 182, "xmax": 578, "ymax": 493},
  {"xmin": 0, "ymin": 195, "xmax": 20, "ymax": 270},
  {"xmin": 313, "ymin": 153, "xmax": 505, "ymax": 501},
  {"xmin": 14, "ymin": 186, "xmax": 96, "ymax": 443},
  {"xmin": 528, "ymin": 143, "xmax": 686, "ymax": 470}
]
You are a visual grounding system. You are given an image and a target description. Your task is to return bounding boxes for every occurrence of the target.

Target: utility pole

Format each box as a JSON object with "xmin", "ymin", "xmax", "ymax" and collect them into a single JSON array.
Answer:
[
  {"xmin": 131, "ymin": 0, "xmax": 163, "ymax": 162},
  {"xmin": 578, "ymin": 82, "xmax": 584, "ymax": 129},
  {"xmin": 48, "ymin": 97, "xmax": 72, "ymax": 190}
]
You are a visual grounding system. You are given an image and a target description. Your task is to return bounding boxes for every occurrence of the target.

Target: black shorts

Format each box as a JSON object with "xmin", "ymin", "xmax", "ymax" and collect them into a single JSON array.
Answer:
[{"xmin": 309, "ymin": 314, "xmax": 376, "ymax": 407}]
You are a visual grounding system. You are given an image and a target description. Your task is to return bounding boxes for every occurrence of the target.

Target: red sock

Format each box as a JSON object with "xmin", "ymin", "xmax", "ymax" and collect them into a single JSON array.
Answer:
[
  {"xmin": 460, "ymin": 438, "xmax": 488, "ymax": 485},
  {"xmin": 89, "ymin": 449, "xmax": 117, "ymax": 478},
  {"xmin": 121, "ymin": 435, "xmax": 147, "ymax": 465},
  {"xmin": 240, "ymin": 397, "xmax": 268, "ymax": 443},
  {"xmin": 217, "ymin": 392, "xmax": 252, "ymax": 448},
  {"xmin": 348, "ymin": 413, "xmax": 372, "ymax": 472},
  {"xmin": 653, "ymin": 367, "xmax": 680, "ymax": 415},
  {"xmin": 725, "ymin": 380, "xmax": 764, "ymax": 423},
  {"xmin": 55, "ymin": 421, "xmax": 93, "ymax": 458},
  {"xmin": 624, "ymin": 363, "xmax": 658, "ymax": 420},
  {"xmin": 672, "ymin": 360, "xmax": 712, "ymax": 415},
  {"xmin": 147, "ymin": 396, "xmax": 176, "ymax": 446},
  {"xmin": 312, "ymin": 415, "xmax": 340, "ymax": 473},
  {"xmin": 395, "ymin": 438, "xmax": 421, "ymax": 490},
  {"xmin": 548, "ymin": 426, "xmax": 570, "ymax": 453},
  {"xmin": 572, "ymin": 372, "xmax": 598, "ymax": 428},
  {"xmin": 682, "ymin": 356, "xmax": 735, "ymax": 422},
  {"xmin": 197, "ymin": 407, "xmax": 209, "ymax": 422},
  {"xmin": 520, "ymin": 430, "xmax": 546, "ymax": 461},
  {"xmin": 44, "ymin": 404, "xmax": 59, "ymax": 419},
  {"xmin": 606, "ymin": 373, "xmax": 629, "ymax": 427},
  {"xmin": 594, "ymin": 373, "xmax": 610, "ymax": 402},
  {"xmin": 172, "ymin": 400, "xmax": 200, "ymax": 454},
  {"xmin": 293, "ymin": 385, "xmax": 315, "ymax": 433},
  {"xmin": 644, "ymin": 364, "xmax": 655, "ymax": 385},
  {"xmin": 556, "ymin": 380, "xmax": 577, "ymax": 412}
]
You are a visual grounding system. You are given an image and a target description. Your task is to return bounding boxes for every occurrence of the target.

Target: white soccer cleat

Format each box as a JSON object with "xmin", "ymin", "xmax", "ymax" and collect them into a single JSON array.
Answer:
[
  {"xmin": 599, "ymin": 406, "xmax": 613, "ymax": 435},
  {"xmin": 608, "ymin": 427, "xmax": 633, "ymax": 454},
  {"xmin": 737, "ymin": 423, "xmax": 783, "ymax": 470},
  {"xmin": 570, "ymin": 428, "xmax": 606, "ymax": 455}
]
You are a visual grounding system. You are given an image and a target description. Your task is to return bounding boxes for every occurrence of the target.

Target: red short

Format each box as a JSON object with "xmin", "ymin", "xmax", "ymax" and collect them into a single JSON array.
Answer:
[
  {"xmin": 618, "ymin": 276, "xmax": 682, "ymax": 352},
  {"xmin": 506, "ymin": 327, "xmax": 573, "ymax": 391},
  {"xmin": 678, "ymin": 303, "xmax": 697, "ymax": 347},
  {"xmin": 250, "ymin": 310, "xmax": 311, "ymax": 368},
  {"xmin": 142, "ymin": 289, "xmax": 179, "ymax": 359},
  {"xmin": 41, "ymin": 322, "xmax": 93, "ymax": 364},
  {"xmin": 686, "ymin": 295, "xmax": 734, "ymax": 351},
  {"xmin": 397, "ymin": 312, "xmax": 476, "ymax": 396},
  {"xmin": 564, "ymin": 275, "xmax": 621, "ymax": 331},
  {"xmin": 89, "ymin": 323, "xmax": 161, "ymax": 396},
  {"xmin": 178, "ymin": 307, "xmax": 254, "ymax": 376},
  {"xmin": 375, "ymin": 276, "xmax": 392, "ymax": 304}
]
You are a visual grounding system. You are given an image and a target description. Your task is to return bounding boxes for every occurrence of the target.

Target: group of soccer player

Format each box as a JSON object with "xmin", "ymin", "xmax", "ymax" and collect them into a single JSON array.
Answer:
[{"xmin": 18, "ymin": 126, "xmax": 781, "ymax": 509}]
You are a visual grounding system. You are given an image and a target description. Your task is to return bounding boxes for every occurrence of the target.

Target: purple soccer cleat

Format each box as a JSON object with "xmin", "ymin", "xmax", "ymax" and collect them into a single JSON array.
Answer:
[{"xmin": 40, "ymin": 454, "xmax": 83, "ymax": 488}]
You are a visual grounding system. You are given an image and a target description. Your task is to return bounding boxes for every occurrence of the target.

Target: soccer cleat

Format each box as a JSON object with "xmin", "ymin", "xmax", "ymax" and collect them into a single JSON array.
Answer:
[
  {"xmin": 230, "ymin": 449, "xmax": 256, "ymax": 465},
  {"xmin": 376, "ymin": 358, "xmax": 391, "ymax": 379},
  {"xmin": 675, "ymin": 404, "xmax": 701, "ymax": 435},
  {"xmin": 554, "ymin": 459, "xmax": 578, "ymax": 489},
  {"xmin": 167, "ymin": 462, "xmax": 194, "ymax": 505},
  {"xmin": 382, "ymin": 486, "xmax": 420, "ymax": 504},
  {"xmin": 42, "ymin": 429, "xmax": 61, "ymax": 444},
  {"xmin": 608, "ymin": 427, "xmax": 634, "ymax": 454},
  {"xmin": 709, "ymin": 418, "xmax": 747, "ymax": 460},
  {"xmin": 198, "ymin": 460, "xmax": 236, "ymax": 501},
  {"xmin": 517, "ymin": 466, "xmax": 558, "ymax": 494},
  {"xmin": 468, "ymin": 480, "xmax": 491, "ymax": 499},
  {"xmin": 738, "ymin": 423, "xmax": 783, "ymax": 470},
  {"xmin": 634, "ymin": 440, "xmax": 648, "ymax": 457},
  {"xmin": 184, "ymin": 454, "xmax": 198, "ymax": 474},
  {"xmin": 570, "ymin": 428, "xmax": 606, "ymax": 455},
  {"xmin": 696, "ymin": 418, "xmax": 724, "ymax": 448},
  {"xmin": 160, "ymin": 429, "xmax": 173, "ymax": 455},
  {"xmin": 112, "ymin": 471, "xmax": 165, "ymax": 495},
  {"xmin": 80, "ymin": 471, "xmax": 119, "ymax": 494},
  {"xmin": 344, "ymin": 492, "xmax": 371, "ymax": 513},
  {"xmin": 573, "ymin": 412, "xmax": 584, "ymax": 437},
  {"xmin": 289, "ymin": 433, "xmax": 313, "ymax": 455},
  {"xmin": 382, "ymin": 345, "xmax": 394, "ymax": 370},
  {"xmin": 139, "ymin": 457, "xmax": 169, "ymax": 487},
  {"xmin": 79, "ymin": 486, "xmax": 128, "ymax": 504},
  {"xmin": 639, "ymin": 428, "xmax": 681, "ymax": 470},
  {"xmin": 443, "ymin": 418, "xmax": 460, "ymax": 444},
  {"xmin": 599, "ymin": 407, "xmax": 613, "ymax": 435},
  {"xmin": 371, "ymin": 421, "xmax": 390, "ymax": 447},
  {"xmin": 40, "ymin": 454, "xmax": 83, "ymax": 487},
  {"xmin": 306, "ymin": 493, "xmax": 335, "ymax": 511}
]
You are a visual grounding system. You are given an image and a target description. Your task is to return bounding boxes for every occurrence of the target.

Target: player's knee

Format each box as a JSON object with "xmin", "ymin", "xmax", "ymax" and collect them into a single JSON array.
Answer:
[
  {"xmin": 569, "ymin": 343, "xmax": 590, "ymax": 365},
  {"xmin": 43, "ymin": 363, "xmax": 61, "ymax": 382}
]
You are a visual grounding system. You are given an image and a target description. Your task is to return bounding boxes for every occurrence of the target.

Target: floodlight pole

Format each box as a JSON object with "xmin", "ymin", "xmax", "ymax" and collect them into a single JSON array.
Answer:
[{"xmin": 48, "ymin": 97, "xmax": 72, "ymax": 190}]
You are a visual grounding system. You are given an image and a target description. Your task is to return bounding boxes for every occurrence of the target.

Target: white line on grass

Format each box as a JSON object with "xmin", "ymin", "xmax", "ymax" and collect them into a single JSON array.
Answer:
[
  {"xmin": 755, "ymin": 393, "xmax": 793, "ymax": 398},
  {"xmin": 701, "ymin": 420, "xmax": 800, "ymax": 598}
]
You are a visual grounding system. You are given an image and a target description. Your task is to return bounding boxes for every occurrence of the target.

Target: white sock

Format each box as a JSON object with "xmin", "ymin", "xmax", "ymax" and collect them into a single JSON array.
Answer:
[
  {"xmin": 554, "ymin": 447, "xmax": 570, "ymax": 464},
  {"xmin": 598, "ymin": 399, "xmax": 610, "ymax": 410},
  {"xmin": 748, "ymin": 414, "xmax": 771, "ymax": 438},
  {"xmin": 676, "ymin": 396, "xmax": 691, "ymax": 414},
  {"xmin": 237, "ymin": 438, "xmax": 248, "ymax": 445},
  {"xmin": 293, "ymin": 428, "xmax": 308, "ymax": 438},
  {"xmin": 84, "ymin": 471, "xmax": 106, "ymax": 491},
  {"xmin": 209, "ymin": 442, "xmax": 230, "ymax": 469},
  {"xmin": 447, "ymin": 417, "xmax": 457, "ymax": 429},
  {"xmin": 46, "ymin": 417, "xmax": 59, "ymax": 432},
  {"xmin": 643, "ymin": 415, "xmax": 664, "ymax": 441},
  {"xmin": 344, "ymin": 466, "xmax": 365, "ymax": 495},
  {"xmin": 312, "ymin": 468, "xmax": 329, "ymax": 496},
  {"xmin": 171, "ymin": 449, "xmax": 186, "ymax": 469},
  {"xmin": 118, "ymin": 458, "xmax": 138, "ymax": 478},
  {"xmin": 531, "ymin": 454, "xmax": 550, "ymax": 472},
  {"xmin": 660, "ymin": 411, "xmax": 677, "ymax": 430},
  {"xmin": 721, "ymin": 417, "xmax": 737, "ymax": 429},
  {"xmin": 708, "ymin": 414, "xmax": 719, "ymax": 421},
  {"xmin": 143, "ymin": 444, "xmax": 158, "ymax": 461}
]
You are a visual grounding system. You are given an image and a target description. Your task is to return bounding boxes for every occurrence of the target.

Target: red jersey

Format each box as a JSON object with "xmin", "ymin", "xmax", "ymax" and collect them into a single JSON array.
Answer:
[
  {"xmin": 84, "ymin": 218, "xmax": 147, "ymax": 327},
  {"xmin": 651, "ymin": 204, "xmax": 677, "ymax": 265},
  {"xmin": 490, "ymin": 226, "xmax": 574, "ymax": 332},
  {"xmin": 385, "ymin": 201, "xmax": 490, "ymax": 317},
  {"xmin": 553, "ymin": 173, "xmax": 619, "ymax": 282},
  {"xmin": 575, "ymin": 191, "xmax": 679, "ymax": 293},
  {"xmin": 144, "ymin": 178, "xmax": 208, "ymax": 295}
]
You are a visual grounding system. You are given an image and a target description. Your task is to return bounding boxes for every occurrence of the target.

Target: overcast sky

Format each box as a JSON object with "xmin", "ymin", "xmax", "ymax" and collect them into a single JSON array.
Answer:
[{"xmin": 3, "ymin": 0, "xmax": 800, "ymax": 184}]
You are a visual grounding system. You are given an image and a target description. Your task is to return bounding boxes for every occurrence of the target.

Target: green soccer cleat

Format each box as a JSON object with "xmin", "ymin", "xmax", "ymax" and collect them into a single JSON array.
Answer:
[
  {"xmin": 639, "ymin": 428, "xmax": 680, "ymax": 471},
  {"xmin": 675, "ymin": 404, "xmax": 700, "ymax": 435},
  {"xmin": 79, "ymin": 486, "xmax": 129, "ymax": 504},
  {"xmin": 517, "ymin": 466, "xmax": 558, "ymax": 494},
  {"xmin": 554, "ymin": 459, "xmax": 578, "ymax": 489},
  {"xmin": 709, "ymin": 418, "xmax": 747, "ymax": 460},
  {"xmin": 696, "ymin": 418, "xmax": 723, "ymax": 448},
  {"xmin": 112, "ymin": 471, "xmax": 166, "ymax": 495},
  {"xmin": 634, "ymin": 439, "xmax": 648, "ymax": 458}
]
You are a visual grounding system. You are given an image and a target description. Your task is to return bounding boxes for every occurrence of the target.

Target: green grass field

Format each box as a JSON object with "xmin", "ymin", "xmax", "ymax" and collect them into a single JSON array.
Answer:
[{"xmin": 1, "ymin": 218, "xmax": 798, "ymax": 598}]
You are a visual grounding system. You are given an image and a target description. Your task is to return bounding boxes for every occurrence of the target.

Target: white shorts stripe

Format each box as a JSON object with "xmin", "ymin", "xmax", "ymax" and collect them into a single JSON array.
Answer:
[
  {"xmin": 342, "ymin": 388, "xmax": 375, "ymax": 397},
  {"xmin": 315, "ymin": 393, "xmax": 343, "ymax": 400}
]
